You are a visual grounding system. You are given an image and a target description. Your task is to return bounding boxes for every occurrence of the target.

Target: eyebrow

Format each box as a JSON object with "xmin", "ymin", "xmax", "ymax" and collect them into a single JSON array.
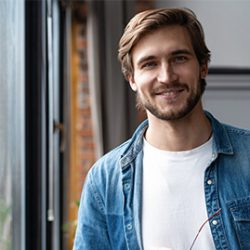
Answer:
[
  {"xmin": 171, "ymin": 49, "xmax": 193, "ymax": 56},
  {"xmin": 136, "ymin": 49, "xmax": 193, "ymax": 67},
  {"xmin": 136, "ymin": 55, "xmax": 156, "ymax": 67}
]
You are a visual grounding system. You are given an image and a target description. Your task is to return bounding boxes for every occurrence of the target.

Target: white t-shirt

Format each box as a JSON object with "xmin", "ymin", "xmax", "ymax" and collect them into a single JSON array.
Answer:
[{"xmin": 142, "ymin": 136, "xmax": 215, "ymax": 250}]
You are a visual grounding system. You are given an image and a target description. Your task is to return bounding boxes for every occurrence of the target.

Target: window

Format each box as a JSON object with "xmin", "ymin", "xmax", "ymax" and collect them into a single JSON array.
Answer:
[{"xmin": 0, "ymin": 1, "xmax": 25, "ymax": 250}]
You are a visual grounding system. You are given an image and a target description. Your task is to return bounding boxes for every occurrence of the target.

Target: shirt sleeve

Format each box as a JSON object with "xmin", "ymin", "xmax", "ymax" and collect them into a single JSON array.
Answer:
[{"xmin": 73, "ymin": 169, "xmax": 112, "ymax": 250}]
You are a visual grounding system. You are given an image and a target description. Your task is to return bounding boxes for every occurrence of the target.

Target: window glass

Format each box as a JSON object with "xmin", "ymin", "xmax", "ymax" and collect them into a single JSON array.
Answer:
[{"xmin": 0, "ymin": 1, "xmax": 25, "ymax": 250}]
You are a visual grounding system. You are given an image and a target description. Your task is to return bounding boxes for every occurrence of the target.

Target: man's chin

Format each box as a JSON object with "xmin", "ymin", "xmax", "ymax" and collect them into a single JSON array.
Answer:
[{"xmin": 146, "ymin": 107, "xmax": 192, "ymax": 121}]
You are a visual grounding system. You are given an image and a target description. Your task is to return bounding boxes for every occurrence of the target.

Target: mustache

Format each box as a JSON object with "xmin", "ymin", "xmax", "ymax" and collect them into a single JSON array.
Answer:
[{"xmin": 152, "ymin": 83, "xmax": 189, "ymax": 94}]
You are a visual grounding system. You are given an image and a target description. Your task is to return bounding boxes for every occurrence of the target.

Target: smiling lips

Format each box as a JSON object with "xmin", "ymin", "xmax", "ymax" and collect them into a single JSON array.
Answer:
[{"xmin": 155, "ymin": 87, "xmax": 186, "ymax": 101}]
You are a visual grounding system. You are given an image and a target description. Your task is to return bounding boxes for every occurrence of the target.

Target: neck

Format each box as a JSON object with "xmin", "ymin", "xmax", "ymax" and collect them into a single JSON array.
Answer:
[{"xmin": 145, "ymin": 106, "xmax": 212, "ymax": 151}]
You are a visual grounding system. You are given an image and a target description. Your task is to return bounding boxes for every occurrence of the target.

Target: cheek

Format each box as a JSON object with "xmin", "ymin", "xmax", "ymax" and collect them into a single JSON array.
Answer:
[
  {"xmin": 179, "ymin": 67, "xmax": 200, "ymax": 84},
  {"xmin": 134, "ymin": 72, "xmax": 155, "ymax": 88}
]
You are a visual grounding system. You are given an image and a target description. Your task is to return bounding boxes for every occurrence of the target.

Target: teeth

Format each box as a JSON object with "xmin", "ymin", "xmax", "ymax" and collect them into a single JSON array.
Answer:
[
  {"xmin": 154, "ymin": 88, "xmax": 184, "ymax": 95},
  {"xmin": 163, "ymin": 92, "xmax": 177, "ymax": 96},
  {"xmin": 162, "ymin": 89, "xmax": 182, "ymax": 94}
]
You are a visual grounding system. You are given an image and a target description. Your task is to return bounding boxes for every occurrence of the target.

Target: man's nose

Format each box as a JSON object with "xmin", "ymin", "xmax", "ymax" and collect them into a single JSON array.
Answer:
[{"xmin": 157, "ymin": 64, "xmax": 178, "ymax": 83}]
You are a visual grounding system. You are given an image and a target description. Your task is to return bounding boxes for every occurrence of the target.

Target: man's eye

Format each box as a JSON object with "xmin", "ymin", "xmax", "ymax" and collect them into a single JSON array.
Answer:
[
  {"xmin": 173, "ymin": 56, "xmax": 187, "ymax": 63},
  {"xmin": 141, "ymin": 62, "xmax": 157, "ymax": 69}
]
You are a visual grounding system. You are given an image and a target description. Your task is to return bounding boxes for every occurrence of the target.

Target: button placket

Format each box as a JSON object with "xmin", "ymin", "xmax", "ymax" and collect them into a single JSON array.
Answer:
[
  {"xmin": 207, "ymin": 179, "xmax": 213, "ymax": 185},
  {"xmin": 124, "ymin": 183, "xmax": 131, "ymax": 190},
  {"xmin": 212, "ymin": 220, "xmax": 218, "ymax": 225},
  {"xmin": 126, "ymin": 223, "xmax": 133, "ymax": 231}
]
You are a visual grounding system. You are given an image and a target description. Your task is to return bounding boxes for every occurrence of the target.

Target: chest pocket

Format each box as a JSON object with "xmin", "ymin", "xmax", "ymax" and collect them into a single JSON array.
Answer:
[{"xmin": 229, "ymin": 197, "xmax": 250, "ymax": 250}]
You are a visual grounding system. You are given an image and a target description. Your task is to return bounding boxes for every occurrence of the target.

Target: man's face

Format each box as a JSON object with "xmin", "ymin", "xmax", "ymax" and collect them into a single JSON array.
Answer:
[{"xmin": 129, "ymin": 25, "xmax": 208, "ymax": 121}]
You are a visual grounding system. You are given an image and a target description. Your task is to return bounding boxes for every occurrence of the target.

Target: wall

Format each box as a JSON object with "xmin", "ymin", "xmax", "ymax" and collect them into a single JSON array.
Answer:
[
  {"xmin": 156, "ymin": 0, "xmax": 250, "ymax": 129},
  {"xmin": 156, "ymin": 0, "xmax": 250, "ymax": 68}
]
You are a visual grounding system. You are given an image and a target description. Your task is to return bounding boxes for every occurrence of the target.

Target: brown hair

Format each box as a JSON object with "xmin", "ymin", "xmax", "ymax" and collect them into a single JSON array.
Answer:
[{"xmin": 118, "ymin": 8, "xmax": 211, "ymax": 80}]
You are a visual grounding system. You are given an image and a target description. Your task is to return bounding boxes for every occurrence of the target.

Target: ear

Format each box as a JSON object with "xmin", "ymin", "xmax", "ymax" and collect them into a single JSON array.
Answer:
[
  {"xmin": 128, "ymin": 74, "xmax": 137, "ymax": 92},
  {"xmin": 200, "ymin": 63, "xmax": 208, "ymax": 79}
]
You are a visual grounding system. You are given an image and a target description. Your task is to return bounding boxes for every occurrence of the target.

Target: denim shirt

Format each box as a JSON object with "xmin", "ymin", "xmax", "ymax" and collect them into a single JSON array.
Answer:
[{"xmin": 73, "ymin": 112, "xmax": 250, "ymax": 250}]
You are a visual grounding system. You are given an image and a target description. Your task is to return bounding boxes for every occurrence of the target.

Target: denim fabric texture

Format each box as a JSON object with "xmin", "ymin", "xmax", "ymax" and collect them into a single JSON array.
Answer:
[{"xmin": 73, "ymin": 112, "xmax": 250, "ymax": 250}]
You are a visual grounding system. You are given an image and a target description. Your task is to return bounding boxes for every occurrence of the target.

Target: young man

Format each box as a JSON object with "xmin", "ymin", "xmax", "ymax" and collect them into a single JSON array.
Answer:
[{"xmin": 74, "ymin": 8, "xmax": 250, "ymax": 250}]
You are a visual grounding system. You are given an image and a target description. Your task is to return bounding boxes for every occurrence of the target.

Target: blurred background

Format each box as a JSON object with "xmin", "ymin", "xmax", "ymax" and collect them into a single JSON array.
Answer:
[{"xmin": 0, "ymin": 0, "xmax": 249, "ymax": 249}]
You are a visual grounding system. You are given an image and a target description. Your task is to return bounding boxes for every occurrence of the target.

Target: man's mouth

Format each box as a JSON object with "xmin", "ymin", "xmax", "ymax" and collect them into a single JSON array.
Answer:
[
  {"xmin": 152, "ymin": 85, "xmax": 188, "ymax": 103},
  {"xmin": 155, "ymin": 86, "xmax": 186, "ymax": 96},
  {"xmin": 156, "ymin": 88, "xmax": 184, "ymax": 95}
]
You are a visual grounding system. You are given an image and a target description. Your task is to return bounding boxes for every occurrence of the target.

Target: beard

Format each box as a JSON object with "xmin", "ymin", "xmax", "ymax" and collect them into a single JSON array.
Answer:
[{"xmin": 136, "ymin": 79, "xmax": 205, "ymax": 121}]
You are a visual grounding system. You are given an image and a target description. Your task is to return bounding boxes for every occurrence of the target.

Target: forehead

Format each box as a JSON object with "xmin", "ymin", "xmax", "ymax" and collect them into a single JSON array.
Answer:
[{"xmin": 131, "ymin": 25, "xmax": 195, "ymax": 64}]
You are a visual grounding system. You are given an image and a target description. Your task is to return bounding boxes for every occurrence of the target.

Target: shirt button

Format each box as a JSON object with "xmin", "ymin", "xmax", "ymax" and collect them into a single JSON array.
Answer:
[
  {"xmin": 127, "ymin": 224, "xmax": 133, "ymax": 230},
  {"xmin": 124, "ymin": 183, "xmax": 130, "ymax": 190},
  {"xmin": 212, "ymin": 220, "xmax": 218, "ymax": 225},
  {"xmin": 207, "ymin": 179, "xmax": 213, "ymax": 185}
]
